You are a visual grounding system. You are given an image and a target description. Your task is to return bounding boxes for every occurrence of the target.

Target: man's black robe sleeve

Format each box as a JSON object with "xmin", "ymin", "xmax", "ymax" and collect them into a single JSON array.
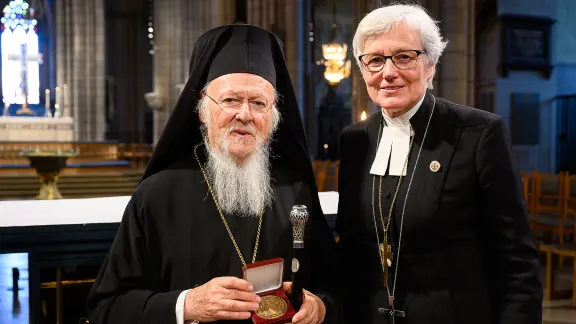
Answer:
[{"xmin": 87, "ymin": 196, "xmax": 184, "ymax": 324}]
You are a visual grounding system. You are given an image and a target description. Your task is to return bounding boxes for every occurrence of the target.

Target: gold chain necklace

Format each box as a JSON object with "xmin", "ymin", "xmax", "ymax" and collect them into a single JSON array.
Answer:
[
  {"xmin": 194, "ymin": 144, "xmax": 264, "ymax": 267},
  {"xmin": 378, "ymin": 131, "xmax": 414, "ymax": 284}
]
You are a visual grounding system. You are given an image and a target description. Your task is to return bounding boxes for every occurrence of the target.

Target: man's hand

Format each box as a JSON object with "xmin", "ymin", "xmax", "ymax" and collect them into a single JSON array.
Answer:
[
  {"xmin": 282, "ymin": 282, "xmax": 326, "ymax": 324},
  {"xmin": 184, "ymin": 276, "xmax": 261, "ymax": 322}
]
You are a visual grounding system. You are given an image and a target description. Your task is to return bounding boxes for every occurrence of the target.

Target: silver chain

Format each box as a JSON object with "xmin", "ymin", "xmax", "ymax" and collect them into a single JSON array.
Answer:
[
  {"xmin": 371, "ymin": 124, "xmax": 384, "ymax": 274},
  {"xmin": 371, "ymin": 96, "xmax": 436, "ymax": 299}
]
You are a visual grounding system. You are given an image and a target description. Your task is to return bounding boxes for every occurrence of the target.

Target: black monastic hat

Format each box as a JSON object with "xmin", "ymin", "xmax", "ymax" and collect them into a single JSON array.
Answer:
[{"xmin": 141, "ymin": 24, "xmax": 315, "ymax": 194}]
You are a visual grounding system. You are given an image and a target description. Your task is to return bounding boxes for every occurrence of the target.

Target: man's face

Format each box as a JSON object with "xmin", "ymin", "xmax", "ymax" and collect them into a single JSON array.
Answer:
[
  {"xmin": 361, "ymin": 22, "xmax": 435, "ymax": 117},
  {"xmin": 201, "ymin": 73, "xmax": 276, "ymax": 161}
]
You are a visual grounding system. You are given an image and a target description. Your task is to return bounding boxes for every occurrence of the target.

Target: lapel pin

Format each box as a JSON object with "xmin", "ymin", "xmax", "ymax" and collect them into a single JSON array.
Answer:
[{"xmin": 429, "ymin": 160, "xmax": 441, "ymax": 172}]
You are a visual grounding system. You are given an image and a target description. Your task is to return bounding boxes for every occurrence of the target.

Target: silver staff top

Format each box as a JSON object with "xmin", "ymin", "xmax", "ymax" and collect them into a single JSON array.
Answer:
[{"xmin": 290, "ymin": 205, "xmax": 309, "ymax": 249}]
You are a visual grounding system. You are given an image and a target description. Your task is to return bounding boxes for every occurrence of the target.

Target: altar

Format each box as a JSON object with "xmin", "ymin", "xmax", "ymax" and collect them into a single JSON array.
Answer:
[{"xmin": 0, "ymin": 116, "xmax": 74, "ymax": 142}]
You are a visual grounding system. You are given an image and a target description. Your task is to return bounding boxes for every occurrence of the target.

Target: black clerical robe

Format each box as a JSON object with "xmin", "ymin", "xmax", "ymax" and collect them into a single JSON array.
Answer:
[
  {"xmin": 335, "ymin": 92, "xmax": 542, "ymax": 324},
  {"xmin": 86, "ymin": 151, "xmax": 337, "ymax": 324}
]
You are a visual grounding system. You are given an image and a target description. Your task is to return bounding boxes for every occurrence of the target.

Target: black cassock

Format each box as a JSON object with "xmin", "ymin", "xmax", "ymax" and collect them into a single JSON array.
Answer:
[
  {"xmin": 87, "ymin": 25, "xmax": 338, "ymax": 324},
  {"xmin": 336, "ymin": 92, "xmax": 542, "ymax": 324},
  {"xmin": 86, "ymin": 149, "xmax": 337, "ymax": 324}
]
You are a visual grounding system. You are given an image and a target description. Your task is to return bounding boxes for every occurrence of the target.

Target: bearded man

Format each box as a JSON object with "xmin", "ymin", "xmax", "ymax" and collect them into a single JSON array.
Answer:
[{"xmin": 87, "ymin": 25, "xmax": 337, "ymax": 324}]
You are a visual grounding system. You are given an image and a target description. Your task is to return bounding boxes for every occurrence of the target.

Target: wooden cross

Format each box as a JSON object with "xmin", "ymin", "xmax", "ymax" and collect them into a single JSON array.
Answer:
[
  {"xmin": 378, "ymin": 296, "xmax": 405, "ymax": 323},
  {"xmin": 379, "ymin": 243, "xmax": 393, "ymax": 287}
]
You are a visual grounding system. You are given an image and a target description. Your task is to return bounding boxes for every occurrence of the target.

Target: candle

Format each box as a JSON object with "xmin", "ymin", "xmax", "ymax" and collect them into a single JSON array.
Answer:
[
  {"xmin": 45, "ymin": 89, "xmax": 50, "ymax": 111},
  {"xmin": 55, "ymin": 87, "xmax": 60, "ymax": 108}
]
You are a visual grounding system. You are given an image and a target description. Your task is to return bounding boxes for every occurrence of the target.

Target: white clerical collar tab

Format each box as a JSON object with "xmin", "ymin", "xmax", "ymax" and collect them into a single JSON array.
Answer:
[
  {"xmin": 389, "ymin": 126, "xmax": 411, "ymax": 176},
  {"xmin": 370, "ymin": 126, "xmax": 411, "ymax": 176}
]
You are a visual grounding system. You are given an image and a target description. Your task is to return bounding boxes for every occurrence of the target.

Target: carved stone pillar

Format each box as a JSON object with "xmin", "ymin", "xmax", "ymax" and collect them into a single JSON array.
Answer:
[
  {"xmin": 247, "ymin": 0, "xmax": 299, "ymax": 92},
  {"xmin": 436, "ymin": 0, "xmax": 474, "ymax": 106},
  {"xmin": 151, "ymin": 0, "xmax": 234, "ymax": 143},
  {"xmin": 351, "ymin": 0, "xmax": 380, "ymax": 123},
  {"xmin": 56, "ymin": 0, "xmax": 106, "ymax": 141}
]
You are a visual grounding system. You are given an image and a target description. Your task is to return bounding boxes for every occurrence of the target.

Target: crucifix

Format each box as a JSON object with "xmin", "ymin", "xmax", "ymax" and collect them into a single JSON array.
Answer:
[
  {"xmin": 378, "ymin": 296, "xmax": 406, "ymax": 323},
  {"xmin": 7, "ymin": 43, "xmax": 43, "ymax": 115},
  {"xmin": 378, "ymin": 243, "xmax": 405, "ymax": 322}
]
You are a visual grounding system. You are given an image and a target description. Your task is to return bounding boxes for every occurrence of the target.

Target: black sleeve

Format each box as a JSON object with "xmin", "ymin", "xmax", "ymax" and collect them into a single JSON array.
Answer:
[
  {"xmin": 335, "ymin": 126, "xmax": 352, "ymax": 245},
  {"xmin": 475, "ymin": 116, "xmax": 543, "ymax": 324},
  {"xmin": 86, "ymin": 196, "xmax": 184, "ymax": 324},
  {"xmin": 296, "ymin": 178, "xmax": 342, "ymax": 324}
]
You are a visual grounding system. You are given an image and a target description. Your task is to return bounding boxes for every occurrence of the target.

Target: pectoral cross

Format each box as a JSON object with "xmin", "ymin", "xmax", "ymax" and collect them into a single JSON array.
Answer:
[
  {"xmin": 378, "ymin": 296, "xmax": 405, "ymax": 323},
  {"xmin": 379, "ymin": 243, "xmax": 393, "ymax": 287}
]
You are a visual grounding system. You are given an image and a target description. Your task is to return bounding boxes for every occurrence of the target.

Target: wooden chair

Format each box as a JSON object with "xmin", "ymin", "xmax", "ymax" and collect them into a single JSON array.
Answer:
[
  {"xmin": 561, "ymin": 173, "xmax": 576, "ymax": 242},
  {"xmin": 40, "ymin": 268, "xmax": 96, "ymax": 324},
  {"xmin": 520, "ymin": 171, "xmax": 536, "ymax": 214},
  {"xmin": 541, "ymin": 242, "xmax": 576, "ymax": 307},
  {"xmin": 324, "ymin": 160, "xmax": 340, "ymax": 192},
  {"xmin": 531, "ymin": 171, "xmax": 566, "ymax": 247},
  {"xmin": 313, "ymin": 160, "xmax": 341, "ymax": 192},
  {"xmin": 540, "ymin": 173, "xmax": 576, "ymax": 307},
  {"xmin": 313, "ymin": 160, "xmax": 329, "ymax": 192}
]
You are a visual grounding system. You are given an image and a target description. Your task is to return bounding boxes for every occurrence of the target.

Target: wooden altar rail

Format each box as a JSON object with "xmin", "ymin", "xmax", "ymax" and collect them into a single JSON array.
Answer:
[
  {"xmin": 0, "ymin": 142, "xmax": 153, "ymax": 168},
  {"xmin": 117, "ymin": 143, "xmax": 154, "ymax": 168}
]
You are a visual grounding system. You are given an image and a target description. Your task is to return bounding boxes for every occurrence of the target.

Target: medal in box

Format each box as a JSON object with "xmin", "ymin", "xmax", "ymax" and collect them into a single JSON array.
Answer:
[{"xmin": 242, "ymin": 257, "xmax": 295, "ymax": 324}]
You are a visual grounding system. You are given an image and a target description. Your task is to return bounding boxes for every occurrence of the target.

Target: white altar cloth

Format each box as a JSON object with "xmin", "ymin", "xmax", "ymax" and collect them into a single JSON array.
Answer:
[
  {"xmin": 0, "ymin": 192, "xmax": 340, "ymax": 228},
  {"xmin": 0, "ymin": 116, "xmax": 74, "ymax": 141}
]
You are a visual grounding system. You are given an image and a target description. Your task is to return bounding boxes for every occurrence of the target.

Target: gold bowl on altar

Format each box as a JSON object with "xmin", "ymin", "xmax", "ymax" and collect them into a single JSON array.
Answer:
[{"xmin": 20, "ymin": 150, "xmax": 77, "ymax": 200}]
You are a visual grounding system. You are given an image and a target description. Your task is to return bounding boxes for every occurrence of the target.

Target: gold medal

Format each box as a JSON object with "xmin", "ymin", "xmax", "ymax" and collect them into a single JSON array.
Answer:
[{"xmin": 255, "ymin": 295, "xmax": 288, "ymax": 319}]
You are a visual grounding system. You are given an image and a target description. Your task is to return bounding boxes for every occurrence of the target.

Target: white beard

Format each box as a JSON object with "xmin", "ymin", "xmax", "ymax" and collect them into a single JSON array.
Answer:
[{"xmin": 204, "ymin": 138, "xmax": 275, "ymax": 218}]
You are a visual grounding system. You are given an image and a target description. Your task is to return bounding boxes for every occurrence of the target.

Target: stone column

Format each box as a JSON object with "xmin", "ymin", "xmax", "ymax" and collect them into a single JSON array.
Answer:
[
  {"xmin": 351, "ymin": 0, "xmax": 380, "ymax": 123},
  {"xmin": 150, "ymin": 0, "xmax": 234, "ymax": 143},
  {"xmin": 56, "ymin": 0, "xmax": 106, "ymax": 141},
  {"xmin": 436, "ymin": 0, "xmax": 475, "ymax": 106},
  {"xmin": 106, "ymin": 0, "xmax": 153, "ymax": 143},
  {"xmin": 247, "ymin": 0, "xmax": 299, "ymax": 92}
]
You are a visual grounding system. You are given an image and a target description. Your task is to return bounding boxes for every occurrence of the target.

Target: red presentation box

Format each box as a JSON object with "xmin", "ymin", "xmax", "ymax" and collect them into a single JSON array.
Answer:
[{"xmin": 242, "ymin": 258, "xmax": 296, "ymax": 324}]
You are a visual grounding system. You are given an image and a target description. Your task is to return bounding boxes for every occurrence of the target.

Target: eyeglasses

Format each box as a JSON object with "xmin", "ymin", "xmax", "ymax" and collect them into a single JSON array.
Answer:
[
  {"xmin": 205, "ymin": 94, "xmax": 273, "ymax": 116},
  {"xmin": 358, "ymin": 50, "xmax": 426, "ymax": 72}
]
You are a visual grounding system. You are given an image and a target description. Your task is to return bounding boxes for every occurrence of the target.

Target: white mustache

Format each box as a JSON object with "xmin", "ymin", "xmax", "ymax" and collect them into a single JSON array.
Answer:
[{"xmin": 226, "ymin": 123, "xmax": 257, "ymax": 137}]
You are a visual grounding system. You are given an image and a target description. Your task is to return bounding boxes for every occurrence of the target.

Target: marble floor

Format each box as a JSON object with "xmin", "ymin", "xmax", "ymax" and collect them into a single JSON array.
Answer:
[{"xmin": 0, "ymin": 253, "xmax": 574, "ymax": 324}]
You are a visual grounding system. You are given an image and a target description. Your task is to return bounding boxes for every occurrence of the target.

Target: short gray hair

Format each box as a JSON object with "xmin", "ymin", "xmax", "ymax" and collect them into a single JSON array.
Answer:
[
  {"xmin": 352, "ymin": 3, "xmax": 448, "ymax": 89},
  {"xmin": 196, "ymin": 81, "xmax": 282, "ymax": 136}
]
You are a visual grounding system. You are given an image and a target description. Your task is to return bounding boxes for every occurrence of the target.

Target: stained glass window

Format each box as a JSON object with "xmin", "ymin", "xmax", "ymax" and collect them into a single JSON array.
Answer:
[{"xmin": 1, "ymin": 0, "xmax": 41, "ymax": 105}]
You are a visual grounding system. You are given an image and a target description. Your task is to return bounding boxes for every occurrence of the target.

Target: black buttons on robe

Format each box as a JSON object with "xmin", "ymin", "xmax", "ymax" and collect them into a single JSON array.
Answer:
[{"xmin": 384, "ymin": 191, "xmax": 392, "ymax": 199}]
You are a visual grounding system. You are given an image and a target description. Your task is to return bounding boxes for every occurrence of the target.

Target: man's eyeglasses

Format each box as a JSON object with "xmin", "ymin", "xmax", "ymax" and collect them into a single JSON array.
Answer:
[
  {"xmin": 205, "ymin": 94, "xmax": 273, "ymax": 115},
  {"xmin": 358, "ymin": 50, "xmax": 426, "ymax": 72}
]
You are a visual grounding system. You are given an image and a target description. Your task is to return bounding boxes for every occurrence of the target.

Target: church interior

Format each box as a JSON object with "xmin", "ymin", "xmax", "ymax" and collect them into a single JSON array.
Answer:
[{"xmin": 0, "ymin": 0, "xmax": 575, "ymax": 323}]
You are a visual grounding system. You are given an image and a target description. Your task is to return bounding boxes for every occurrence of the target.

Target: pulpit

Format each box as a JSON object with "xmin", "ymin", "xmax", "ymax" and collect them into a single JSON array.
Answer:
[{"xmin": 21, "ymin": 150, "xmax": 76, "ymax": 199}]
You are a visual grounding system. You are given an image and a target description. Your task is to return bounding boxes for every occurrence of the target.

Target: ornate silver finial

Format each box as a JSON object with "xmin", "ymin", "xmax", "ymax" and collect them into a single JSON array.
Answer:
[{"xmin": 290, "ymin": 205, "xmax": 309, "ymax": 249}]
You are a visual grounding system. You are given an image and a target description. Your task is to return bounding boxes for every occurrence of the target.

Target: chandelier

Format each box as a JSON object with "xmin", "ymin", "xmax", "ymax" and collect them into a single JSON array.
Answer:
[
  {"xmin": 322, "ymin": 27, "xmax": 351, "ymax": 86},
  {"xmin": 320, "ymin": 0, "xmax": 351, "ymax": 87}
]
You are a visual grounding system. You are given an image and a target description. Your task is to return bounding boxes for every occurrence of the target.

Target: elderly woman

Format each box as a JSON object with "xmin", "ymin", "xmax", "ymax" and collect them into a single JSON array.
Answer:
[{"xmin": 335, "ymin": 4, "xmax": 542, "ymax": 324}]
